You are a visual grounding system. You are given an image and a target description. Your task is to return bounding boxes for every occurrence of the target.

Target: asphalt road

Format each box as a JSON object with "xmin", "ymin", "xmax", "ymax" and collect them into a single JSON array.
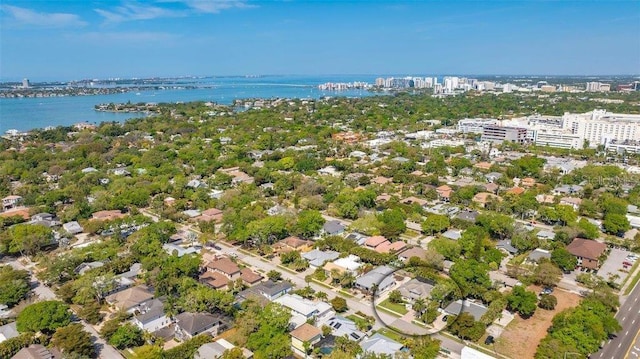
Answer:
[
  {"xmin": 8, "ymin": 259, "xmax": 124, "ymax": 359},
  {"xmin": 593, "ymin": 280, "xmax": 640, "ymax": 359}
]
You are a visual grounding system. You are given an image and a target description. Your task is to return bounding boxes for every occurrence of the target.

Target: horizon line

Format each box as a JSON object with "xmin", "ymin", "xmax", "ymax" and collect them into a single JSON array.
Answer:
[{"xmin": 2, "ymin": 73, "xmax": 640, "ymax": 83}]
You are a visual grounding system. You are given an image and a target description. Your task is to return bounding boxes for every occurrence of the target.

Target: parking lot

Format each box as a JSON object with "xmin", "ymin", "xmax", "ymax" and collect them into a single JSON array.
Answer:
[{"xmin": 597, "ymin": 248, "xmax": 635, "ymax": 285}]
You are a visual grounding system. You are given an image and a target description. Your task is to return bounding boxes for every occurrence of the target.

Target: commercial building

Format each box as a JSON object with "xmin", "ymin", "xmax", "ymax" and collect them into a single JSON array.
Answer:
[
  {"xmin": 457, "ymin": 118, "xmax": 499, "ymax": 134},
  {"xmin": 481, "ymin": 125, "xmax": 528, "ymax": 144}
]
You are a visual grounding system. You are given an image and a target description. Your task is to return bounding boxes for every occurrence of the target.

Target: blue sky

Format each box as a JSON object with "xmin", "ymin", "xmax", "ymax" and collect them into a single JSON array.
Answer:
[{"xmin": 1, "ymin": 0, "xmax": 639, "ymax": 81}]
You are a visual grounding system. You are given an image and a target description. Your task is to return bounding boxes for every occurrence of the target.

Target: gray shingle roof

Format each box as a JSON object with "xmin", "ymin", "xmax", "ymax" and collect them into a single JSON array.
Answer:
[{"xmin": 444, "ymin": 300, "xmax": 488, "ymax": 321}]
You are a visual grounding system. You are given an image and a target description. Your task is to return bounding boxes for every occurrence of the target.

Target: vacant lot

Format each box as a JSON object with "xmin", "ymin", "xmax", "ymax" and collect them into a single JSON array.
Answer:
[{"xmin": 493, "ymin": 286, "xmax": 581, "ymax": 359}]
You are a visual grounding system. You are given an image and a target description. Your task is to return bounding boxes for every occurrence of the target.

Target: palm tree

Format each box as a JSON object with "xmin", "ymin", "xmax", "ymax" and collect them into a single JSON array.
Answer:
[{"xmin": 412, "ymin": 298, "xmax": 427, "ymax": 315}]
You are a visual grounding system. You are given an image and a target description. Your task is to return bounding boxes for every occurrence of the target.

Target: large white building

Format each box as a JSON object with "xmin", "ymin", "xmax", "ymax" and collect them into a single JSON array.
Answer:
[
  {"xmin": 562, "ymin": 110, "xmax": 640, "ymax": 147},
  {"xmin": 501, "ymin": 111, "xmax": 640, "ymax": 150}
]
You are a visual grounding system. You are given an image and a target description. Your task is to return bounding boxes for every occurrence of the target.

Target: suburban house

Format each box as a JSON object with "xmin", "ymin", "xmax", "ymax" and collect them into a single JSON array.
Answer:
[
  {"xmin": 205, "ymin": 257, "xmax": 241, "ymax": 280},
  {"xmin": 355, "ymin": 266, "xmax": 395, "ymax": 293},
  {"xmin": 374, "ymin": 240, "xmax": 407, "ymax": 254},
  {"xmin": 360, "ymin": 333, "xmax": 404, "ymax": 356},
  {"xmin": 195, "ymin": 339, "xmax": 254, "ymax": 359},
  {"xmin": 274, "ymin": 236, "xmax": 313, "ymax": 253},
  {"xmin": 436, "ymin": 185, "xmax": 452, "ymax": 202},
  {"xmin": 324, "ymin": 255, "xmax": 362, "ymax": 275},
  {"xmin": 12, "ymin": 344, "xmax": 61, "ymax": 359},
  {"xmin": 290, "ymin": 323, "xmax": 323, "ymax": 357},
  {"xmin": 553, "ymin": 184, "xmax": 583, "ymax": 196},
  {"xmin": 323, "ymin": 316, "xmax": 365, "ymax": 341},
  {"xmin": 302, "ymin": 249, "xmax": 340, "ymax": 268},
  {"xmin": 371, "ymin": 176, "xmax": 393, "ymax": 185},
  {"xmin": 236, "ymin": 280, "xmax": 293, "ymax": 303},
  {"xmin": 194, "ymin": 208, "xmax": 224, "ymax": 223},
  {"xmin": 62, "ymin": 221, "xmax": 83, "ymax": 235},
  {"xmin": 472, "ymin": 192, "xmax": 501, "ymax": 208},
  {"xmin": 526, "ymin": 248, "xmax": 552, "ymax": 265},
  {"xmin": 274, "ymin": 294, "xmax": 334, "ymax": 321},
  {"xmin": 496, "ymin": 240, "xmax": 518, "ymax": 255},
  {"xmin": 74, "ymin": 261, "xmax": 104, "ymax": 275},
  {"xmin": 200, "ymin": 256, "xmax": 261, "ymax": 289},
  {"xmin": 174, "ymin": 312, "xmax": 228, "ymax": 341},
  {"xmin": 218, "ymin": 167, "xmax": 254, "ymax": 185},
  {"xmin": 2, "ymin": 195, "xmax": 23, "ymax": 211},
  {"xmin": 483, "ymin": 182, "xmax": 499, "ymax": 194},
  {"xmin": 105, "ymin": 285, "xmax": 155, "ymax": 313},
  {"xmin": 397, "ymin": 278, "xmax": 435, "ymax": 303},
  {"xmin": 0, "ymin": 321, "xmax": 18, "ymax": 343},
  {"xmin": 442, "ymin": 229, "xmax": 463, "ymax": 240},
  {"xmin": 322, "ymin": 220, "xmax": 346, "ymax": 236},
  {"xmin": 29, "ymin": 213, "xmax": 59, "ymax": 228},
  {"xmin": 91, "ymin": 210, "xmax": 126, "ymax": 221},
  {"xmin": 132, "ymin": 298, "xmax": 171, "ymax": 333},
  {"xmin": 444, "ymin": 300, "xmax": 488, "ymax": 321},
  {"xmin": 560, "ymin": 197, "xmax": 582, "ymax": 210},
  {"xmin": 485, "ymin": 172, "xmax": 503, "ymax": 183},
  {"xmin": 455, "ymin": 210, "xmax": 479, "ymax": 223},
  {"xmin": 566, "ymin": 238, "xmax": 608, "ymax": 269},
  {"xmin": 163, "ymin": 243, "xmax": 198, "ymax": 257},
  {"xmin": 364, "ymin": 236, "xmax": 389, "ymax": 250},
  {"xmin": 506, "ymin": 187, "xmax": 525, "ymax": 196},
  {"xmin": 536, "ymin": 230, "xmax": 556, "ymax": 241},
  {"xmin": 398, "ymin": 246, "xmax": 428, "ymax": 262}
]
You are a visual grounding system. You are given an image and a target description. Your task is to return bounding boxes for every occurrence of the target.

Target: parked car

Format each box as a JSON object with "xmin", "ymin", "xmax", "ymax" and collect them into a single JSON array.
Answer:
[
  {"xmin": 485, "ymin": 335, "xmax": 495, "ymax": 345},
  {"xmin": 623, "ymin": 261, "xmax": 632, "ymax": 266},
  {"xmin": 442, "ymin": 315, "xmax": 449, "ymax": 322},
  {"xmin": 541, "ymin": 287, "xmax": 554, "ymax": 295}
]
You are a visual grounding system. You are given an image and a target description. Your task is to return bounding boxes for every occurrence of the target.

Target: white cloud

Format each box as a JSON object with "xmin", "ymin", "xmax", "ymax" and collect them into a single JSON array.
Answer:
[
  {"xmin": 95, "ymin": 0, "xmax": 255, "ymax": 23},
  {"xmin": 179, "ymin": 0, "xmax": 256, "ymax": 14},
  {"xmin": 1, "ymin": 5, "xmax": 87, "ymax": 28},
  {"xmin": 95, "ymin": 2, "xmax": 186, "ymax": 23}
]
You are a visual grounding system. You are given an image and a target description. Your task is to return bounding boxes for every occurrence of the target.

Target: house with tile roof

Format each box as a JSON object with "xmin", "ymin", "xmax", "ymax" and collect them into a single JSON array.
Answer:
[
  {"xmin": 566, "ymin": 238, "xmax": 607, "ymax": 269},
  {"xmin": 105, "ymin": 285, "xmax": 155, "ymax": 313},
  {"xmin": 436, "ymin": 185, "xmax": 452, "ymax": 202},
  {"xmin": 290, "ymin": 323, "xmax": 323, "ymax": 357}
]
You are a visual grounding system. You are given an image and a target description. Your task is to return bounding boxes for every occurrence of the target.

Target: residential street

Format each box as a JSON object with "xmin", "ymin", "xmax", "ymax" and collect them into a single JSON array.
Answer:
[
  {"xmin": 216, "ymin": 241, "xmax": 466, "ymax": 357},
  {"xmin": 8, "ymin": 258, "xmax": 124, "ymax": 359}
]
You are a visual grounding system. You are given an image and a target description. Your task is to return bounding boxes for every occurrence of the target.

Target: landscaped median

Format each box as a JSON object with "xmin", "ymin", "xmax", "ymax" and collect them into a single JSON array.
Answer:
[{"xmin": 624, "ymin": 261, "xmax": 640, "ymax": 295}]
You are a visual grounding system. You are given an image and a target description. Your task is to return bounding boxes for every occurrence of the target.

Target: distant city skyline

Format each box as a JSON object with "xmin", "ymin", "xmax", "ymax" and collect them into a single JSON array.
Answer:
[{"xmin": 1, "ymin": 0, "xmax": 639, "ymax": 81}]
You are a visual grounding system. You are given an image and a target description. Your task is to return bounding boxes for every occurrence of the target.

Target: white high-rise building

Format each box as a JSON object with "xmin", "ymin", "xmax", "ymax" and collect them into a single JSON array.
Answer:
[
  {"xmin": 562, "ymin": 110, "xmax": 640, "ymax": 146},
  {"xmin": 22, "ymin": 78, "xmax": 30, "ymax": 89}
]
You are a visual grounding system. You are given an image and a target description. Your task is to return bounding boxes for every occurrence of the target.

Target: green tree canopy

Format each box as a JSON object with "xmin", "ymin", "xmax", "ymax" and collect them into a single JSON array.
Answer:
[
  {"xmin": 51, "ymin": 324, "xmax": 96, "ymax": 358},
  {"xmin": 0, "ymin": 265, "xmax": 30, "ymax": 307},
  {"xmin": 17, "ymin": 300, "xmax": 71, "ymax": 334},
  {"xmin": 507, "ymin": 285, "xmax": 538, "ymax": 318}
]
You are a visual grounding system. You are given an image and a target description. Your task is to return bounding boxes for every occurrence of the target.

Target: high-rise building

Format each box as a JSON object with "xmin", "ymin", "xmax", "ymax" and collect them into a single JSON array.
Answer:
[
  {"xmin": 562, "ymin": 110, "xmax": 640, "ymax": 146},
  {"xmin": 586, "ymin": 82, "xmax": 610, "ymax": 92},
  {"xmin": 22, "ymin": 78, "xmax": 29, "ymax": 89}
]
